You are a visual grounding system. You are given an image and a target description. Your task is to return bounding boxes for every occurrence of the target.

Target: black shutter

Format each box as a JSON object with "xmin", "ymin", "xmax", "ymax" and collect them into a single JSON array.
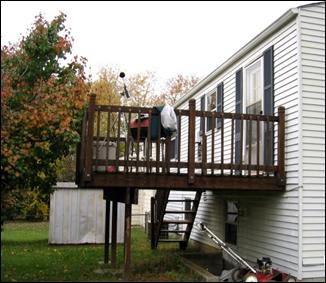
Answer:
[
  {"xmin": 235, "ymin": 69, "xmax": 243, "ymax": 167},
  {"xmin": 216, "ymin": 82, "xmax": 224, "ymax": 129},
  {"xmin": 263, "ymin": 46, "xmax": 274, "ymax": 166},
  {"xmin": 200, "ymin": 95, "xmax": 205, "ymax": 134}
]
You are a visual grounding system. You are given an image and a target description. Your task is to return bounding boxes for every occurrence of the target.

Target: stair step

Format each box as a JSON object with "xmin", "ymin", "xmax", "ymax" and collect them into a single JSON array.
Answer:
[
  {"xmin": 165, "ymin": 210, "xmax": 195, "ymax": 214},
  {"xmin": 162, "ymin": 219, "xmax": 193, "ymax": 224},
  {"xmin": 160, "ymin": 230, "xmax": 188, "ymax": 233},
  {"xmin": 158, "ymin": 239, "xmax": 186, "ymax": 243}
]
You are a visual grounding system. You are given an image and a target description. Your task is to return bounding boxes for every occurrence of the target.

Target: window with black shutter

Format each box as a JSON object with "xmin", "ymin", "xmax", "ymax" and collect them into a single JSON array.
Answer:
[
  {"xmin": 244, "ymin": 59, "xmax": 264, "ymax": 166},
  {"xmin": 241, "ymin": 45, "xmax": 274, "ymax": 168},
  {"xmin": 205, "ymin": 83, "xmax": 224, "ymax": 132},
  {"xmin": 206, "ymin": 90, "xmax": 217, "ymax": 131}
]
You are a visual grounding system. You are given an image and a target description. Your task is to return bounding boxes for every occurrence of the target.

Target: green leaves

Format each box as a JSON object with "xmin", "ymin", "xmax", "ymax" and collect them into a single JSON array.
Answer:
[{"xmin": 1, "ymin": 13, "xmax": 89, "ymax": 222}]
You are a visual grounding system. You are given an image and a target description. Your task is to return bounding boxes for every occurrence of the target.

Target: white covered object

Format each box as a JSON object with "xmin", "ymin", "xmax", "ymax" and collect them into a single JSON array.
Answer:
[
  {"xmin": 160, "ymin": 105, "xmax": 177, "ymax": 133},
  {"xmin": 49, "ymin": 182, "xmax": 124, "ymax": 244}
]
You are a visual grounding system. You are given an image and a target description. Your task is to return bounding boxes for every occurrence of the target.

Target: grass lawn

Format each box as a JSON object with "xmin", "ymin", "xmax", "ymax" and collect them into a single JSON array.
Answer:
[{"xmin": 1, "ymin": 221, "xmax": 203, "ymax": 282}]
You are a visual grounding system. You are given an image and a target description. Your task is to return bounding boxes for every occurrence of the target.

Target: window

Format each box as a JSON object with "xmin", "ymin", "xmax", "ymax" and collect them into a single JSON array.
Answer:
[
  {"xmin": 200, "ymin": 83, "xmax": 223, "ymax": 134},
  {"xmin": 206, "ymin": 91, "xmax": 217, "ymax": 131},
  {"xmin": 225, "ymin": 201, "xmax": 238, "ymax": 245},
  {"xmin": 244, "ymin": 59, "xmax": 264, "ymax": 166}
]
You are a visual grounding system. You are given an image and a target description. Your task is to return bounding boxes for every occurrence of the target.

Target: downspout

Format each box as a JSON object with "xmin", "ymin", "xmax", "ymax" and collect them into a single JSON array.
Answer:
[{"xmin": 295, "ymin": 8, "xmax": 303, "ymax": 281}]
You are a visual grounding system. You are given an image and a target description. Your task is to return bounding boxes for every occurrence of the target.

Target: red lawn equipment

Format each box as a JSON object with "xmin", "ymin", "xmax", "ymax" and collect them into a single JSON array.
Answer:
[
  {"xmin": 195, "ymin": 222, "xmax": 296, "ymax": 282},
  {"xmin": 129, "ymin": 107, "xmax": 166, "ymax": 141}
]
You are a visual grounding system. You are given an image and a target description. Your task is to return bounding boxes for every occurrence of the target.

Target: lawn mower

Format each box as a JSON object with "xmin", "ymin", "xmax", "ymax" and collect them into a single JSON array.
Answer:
[{"xmin": 195, "ymin": 222, "xmax": 296, "ymax": 282}]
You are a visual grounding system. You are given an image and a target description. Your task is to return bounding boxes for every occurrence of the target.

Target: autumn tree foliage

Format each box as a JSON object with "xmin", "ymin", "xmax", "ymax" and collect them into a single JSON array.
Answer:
[
  {"xmin": 91, "ymin": 67, "xmax": 121, "ymax": 105},
  {"xmin": 158, "ymin": 74, "xmax": 199, "ymax": 106},
  {"xmin": 90, "ymin": 69, "xmax": 197, "ymax": 108},
  {"xmin": 91, "ymin": 67, "xmax": 158, "ymax": 108},
  {"xmin": 126, "ymin": 71, "xmax": 157, "ymax": 107},
  {"xmin": 1, "ymin": 13, "xmax": 89, "ymax": 222}
]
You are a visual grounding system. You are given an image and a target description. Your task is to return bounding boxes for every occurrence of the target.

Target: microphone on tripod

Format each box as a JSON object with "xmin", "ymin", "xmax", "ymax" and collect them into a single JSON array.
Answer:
[{"xmin": 119, "ymin": 72, "xmax": 130, "ymax": 98}]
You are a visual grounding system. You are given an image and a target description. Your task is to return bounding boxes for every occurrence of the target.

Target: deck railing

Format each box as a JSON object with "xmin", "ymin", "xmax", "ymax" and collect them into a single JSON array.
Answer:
[{"xmin": 76, "ymin": 94, "xmax": 285, "ymax": 187}]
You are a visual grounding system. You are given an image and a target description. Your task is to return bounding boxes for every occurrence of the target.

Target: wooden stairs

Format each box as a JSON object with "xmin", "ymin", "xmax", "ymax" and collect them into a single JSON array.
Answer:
[{"xmin": 150, "ymin": 189, "xmax": 202, "ymax": 250}]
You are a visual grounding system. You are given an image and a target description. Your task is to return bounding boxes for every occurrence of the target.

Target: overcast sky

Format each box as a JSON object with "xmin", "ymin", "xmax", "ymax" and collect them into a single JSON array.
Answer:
[{"xmin": 1, "ymin": 1, "xmax": 321, "ymax": 89}]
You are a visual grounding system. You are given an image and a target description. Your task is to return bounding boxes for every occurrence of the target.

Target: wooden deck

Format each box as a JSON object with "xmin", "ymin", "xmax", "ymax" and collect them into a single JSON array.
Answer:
[{"xmin": 76, "ymin": 94, "xmax": 286, "ymax": 191}]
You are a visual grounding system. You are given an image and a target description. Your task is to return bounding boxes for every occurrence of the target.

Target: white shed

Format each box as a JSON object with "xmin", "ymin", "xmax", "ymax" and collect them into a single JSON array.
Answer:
[{"xmin": 49, "ymin": 182, "xmax": 125, "ymax": 244}]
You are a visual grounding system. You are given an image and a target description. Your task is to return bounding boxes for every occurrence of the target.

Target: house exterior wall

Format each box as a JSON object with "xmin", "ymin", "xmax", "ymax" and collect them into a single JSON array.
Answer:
[
  {"xmin": 165, "ymin": 191, "xmax": 196, "ymax": 227},
  {"xmin": 175, "ymin": 15, "xmax": 301, "ymax": 276},
  {"xmin": 299, "ymin": 2, "xmax": 325, "ymax": 279},
  {"xmin": 172, "ymin": 2, "xmax": 325, "ymax": 280}
]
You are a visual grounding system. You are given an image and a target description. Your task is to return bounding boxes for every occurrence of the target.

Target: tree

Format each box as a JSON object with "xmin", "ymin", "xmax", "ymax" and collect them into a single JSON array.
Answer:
[
  {"xmin": 124, "ymin": 71, "xmax": 157, "ymax": 107},
  {"xmin": 159, "ymin": 74, "xmax": 199, "ymax": 106},
  {"xmin": 1, "ymin": 13, "xmax": 89, "ymax": 224},
  {"xmin": 91, "ymin": 67, "xmax": 121, "ymax": 105},
  {"xmin": 90, "ymin": 68, "xmax": 158, "ymax": 137}
]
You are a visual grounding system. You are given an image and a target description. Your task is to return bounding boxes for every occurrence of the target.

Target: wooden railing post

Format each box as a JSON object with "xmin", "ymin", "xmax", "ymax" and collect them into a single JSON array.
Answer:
[
  {"xmin": 165, "ymin": 136, "xmax": 171, "ymax": 174},
  {"xmin": 202, "ymin": 134, "xmax": 207, "ymax": 176},
  {"xmin": 188, "ymin": 99, "xmax": 196, "ymax": 184},
  {"xmin": 77, "ymin": 109, "xmax": 88, "ymax": 185},
  {"xmin": 84, "ymin": 93, "xmax": 96, "ymax": 181},
  {"xmin": 277, "ymin": 106, "xmax": 285, "ymax": 186}
]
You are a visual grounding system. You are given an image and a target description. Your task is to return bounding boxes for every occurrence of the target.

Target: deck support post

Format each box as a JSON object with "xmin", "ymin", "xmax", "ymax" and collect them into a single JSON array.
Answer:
[
  {"xmin": 124, "ymin": 188, "xmax": 132, "ymax": 277},
  {"xmin": 104, "ymin": 199, "xmax": 110, "ymax": 265},
  {"xmin": 150, "ymin": 196, "xmax": 156, "ymax": 249},
  {"xmin": 111, "ymin": 201, "xmax": 118, "ymax": 268}
]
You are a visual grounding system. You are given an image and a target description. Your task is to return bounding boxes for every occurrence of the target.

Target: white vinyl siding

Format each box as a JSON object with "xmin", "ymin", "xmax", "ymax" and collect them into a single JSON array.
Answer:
[
  {"xmin": 299, "ymin": 2, "xmax": 325, "ymax": 279},
  {"xmin": 170, "ymin": 3, "xmax": 324, "ymax": 281},
  {"xmin": 165, "ymin": 191, "xmax": 196, "ymax": 231},
  {"xmin": 176, "ymin": 17, "xmax": 301, "ymax": 277},
  {"xmin": 132, "ymin": 189, "xmax": 155, "ymax": 226}
]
